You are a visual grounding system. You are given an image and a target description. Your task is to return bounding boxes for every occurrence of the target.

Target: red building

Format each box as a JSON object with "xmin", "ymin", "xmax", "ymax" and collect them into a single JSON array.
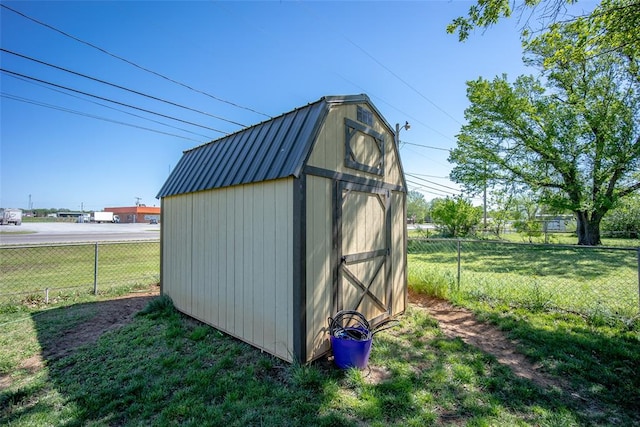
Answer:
[{"xmin": 105, "ymin": 206, "xmax": 161, "ymax": 224}]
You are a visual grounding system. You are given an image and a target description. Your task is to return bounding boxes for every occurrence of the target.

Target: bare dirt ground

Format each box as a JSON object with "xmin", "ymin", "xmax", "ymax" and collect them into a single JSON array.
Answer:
[
  {"xmin": 12, "ymin": 287, "xmax": 559, "ymax": 392},
  {"xmin": 41, "ymin": 290, "xmax": 160, "ymax": 361},
  {"xmin": 408, "ymin": 289, "xmax": 562, "ymax": 390},
  {"xmin": 6, "ymin": 288, "xmax": 160, "ymax": 389}
]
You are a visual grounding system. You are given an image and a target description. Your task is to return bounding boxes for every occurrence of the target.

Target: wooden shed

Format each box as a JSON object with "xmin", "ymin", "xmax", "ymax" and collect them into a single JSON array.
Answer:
[{"xmin": 156, "ymin": 94, "xmax": 407, "ymax": 363}]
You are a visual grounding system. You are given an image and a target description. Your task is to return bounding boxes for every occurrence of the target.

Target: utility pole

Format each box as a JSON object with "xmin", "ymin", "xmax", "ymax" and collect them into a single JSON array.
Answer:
[
  {"xmin": 483, "ymin": 185, "xmax": 487, "ymax": 229},
  {"xmin": 395, "ymin": 121, "xmax": 410, "ymax": 147}
]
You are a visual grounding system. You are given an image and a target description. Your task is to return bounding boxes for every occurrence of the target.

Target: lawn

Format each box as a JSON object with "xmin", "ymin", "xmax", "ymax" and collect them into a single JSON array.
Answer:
[
  {"xmin": 408, "ymin": 238, "xmax": 640, "ymax": 321},
  {"xmin": 0, "ymin": 242, "xmax": 159, "ymax": 304},
  {"xmin": 1, "ymin": 236, "xmax": 639, "ymax": 425},
  {"xmin": 408, "ymin": 226, "xmax": 640, "ymax": 248},
  {"xmin": 1, "ymin": 283, "xmax": 639, "ymax": 426}
]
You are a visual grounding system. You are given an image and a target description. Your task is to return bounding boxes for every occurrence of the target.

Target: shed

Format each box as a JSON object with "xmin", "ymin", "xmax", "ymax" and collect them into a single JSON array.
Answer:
[{"xmin": 156, "ymin": 94, "xmax": 407, "ymax": 363}]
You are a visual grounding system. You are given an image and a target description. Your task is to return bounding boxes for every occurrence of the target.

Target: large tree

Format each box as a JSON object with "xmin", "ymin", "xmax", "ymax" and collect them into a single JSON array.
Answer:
[
  {"xmin": 448, "ymin": 0, "xmax": 640, "ymax": 60},
  {"xmin": 449, "ymin": 19, "xmax": 640, "ymax": 245}
]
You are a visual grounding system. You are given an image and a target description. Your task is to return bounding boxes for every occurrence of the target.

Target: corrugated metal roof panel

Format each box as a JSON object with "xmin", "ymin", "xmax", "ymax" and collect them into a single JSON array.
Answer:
[{"xmin": 156, "ymin": 95, "xmax": 370, "ymax": 198}]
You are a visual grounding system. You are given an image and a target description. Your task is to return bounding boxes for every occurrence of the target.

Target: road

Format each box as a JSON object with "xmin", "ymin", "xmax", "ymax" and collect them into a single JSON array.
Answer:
[
  {"xmin": 0, "ymin": 222, "xmax": 432, "ymax": 246},
  {"xmin": 0, "ymin": 222, "xmax": 160, "ymax": 245}
]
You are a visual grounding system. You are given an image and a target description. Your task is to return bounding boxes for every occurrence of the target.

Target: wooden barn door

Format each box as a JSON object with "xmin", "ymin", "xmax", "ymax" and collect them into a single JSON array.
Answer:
[{"xmin": 336, "ymin": 181, "xmax": 391, "ymax": 325}]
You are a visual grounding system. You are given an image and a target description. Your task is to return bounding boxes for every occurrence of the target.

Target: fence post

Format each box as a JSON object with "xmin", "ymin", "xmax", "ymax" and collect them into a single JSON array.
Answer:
[
  {"xmin": 93, "ymin": 242, "xmax": 99, "ymax": 295},
  {"xmin": 457, "ymin": 239, "xmax": 461, "ymax": 291}
]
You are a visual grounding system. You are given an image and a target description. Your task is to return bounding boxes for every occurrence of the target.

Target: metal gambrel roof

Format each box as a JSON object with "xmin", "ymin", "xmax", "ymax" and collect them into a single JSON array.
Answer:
[{"xmin": 156, "ymin": 94, "xmax": 381, "ymax": 198}]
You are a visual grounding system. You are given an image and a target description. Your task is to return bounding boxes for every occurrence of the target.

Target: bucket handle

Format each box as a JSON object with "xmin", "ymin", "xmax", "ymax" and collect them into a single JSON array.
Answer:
[
  {"xmin": 328, "ymin": 316, "xmax": 370, "ymax": 336},
  {"xmin": 370, "ymin": 318, "xmax": 399, "ymax": 336},
  {"xmin": 328, "ymin": 310, "xmax": 370, "ymax": 332}
]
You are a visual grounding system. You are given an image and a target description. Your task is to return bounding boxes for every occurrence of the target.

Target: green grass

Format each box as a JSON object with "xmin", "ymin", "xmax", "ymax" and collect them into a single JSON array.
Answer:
[
  {"xmin": 408, "ymin": 238, "xmax": 640, "ymax": 321},
  {"xmin": 0, "ymin": 230, "xmax": 35, "ymax": 235},
  {"xmin": 408, "ymin": 225, "xmax": 640, "ymax": 248},
  {"xmin": 2, "ymin": 291, "xmax": 639, "ymax": 426},
  {"xmin": 1, "ymin": 237, "xmax": 638, "ymax": 425},
  {"xmin": 495, "ymin": 231, "xmax": 640, "ymax": 248},
  {"xmin": 0, "ymin": 242, "xmax": 159, "ymax": 305}
]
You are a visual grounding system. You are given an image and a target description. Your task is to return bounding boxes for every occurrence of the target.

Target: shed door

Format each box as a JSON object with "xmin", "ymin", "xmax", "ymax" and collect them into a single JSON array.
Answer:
[{"xmin": 337, "ymin": 182, "xmax": 391, "ymax": 325}]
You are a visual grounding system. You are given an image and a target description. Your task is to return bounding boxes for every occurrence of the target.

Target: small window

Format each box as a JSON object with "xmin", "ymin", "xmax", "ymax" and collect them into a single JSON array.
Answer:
[{"xmin": 357, "ymin": 106, "xmax": 373, "ymax": 127}]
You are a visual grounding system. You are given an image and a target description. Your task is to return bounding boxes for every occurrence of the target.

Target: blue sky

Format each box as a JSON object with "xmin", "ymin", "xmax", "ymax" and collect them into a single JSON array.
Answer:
[{"xmin": 0, "ymin": 1, "xmax": 595, "ymax": 211}]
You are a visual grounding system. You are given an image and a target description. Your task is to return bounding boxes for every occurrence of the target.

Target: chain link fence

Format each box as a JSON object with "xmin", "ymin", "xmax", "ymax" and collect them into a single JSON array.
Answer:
[
  {"xmin": 408, "ymin": 238, "xmax": 640, "ymax": 321},
  {"xmin": 2, "ymin": 237, "xmax": 638, "ymax": 322},
  {"xmin": 0, "ymin": 240, "xmax": 160, "ymax": 305}
]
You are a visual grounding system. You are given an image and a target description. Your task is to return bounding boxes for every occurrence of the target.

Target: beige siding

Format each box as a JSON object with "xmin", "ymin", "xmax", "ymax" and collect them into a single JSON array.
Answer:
[
  {"xmin": 307, "ymin": 103, "xmax": 404, "ymax": 188},
  {"xmin": 162, "ymin": 194, "xmax": 193, "ymax": 314},
  {"xmin": 341, "ymin": 189, "xmax": 388, "ymax": 320},
  {"xmin": 305, "ymin": 175, "xmax": 333, "ymax": 360},
  {"xmin": 303, "ymin": 101, "xmax": 407, "ymax": 360},
  {"xmin": 391, "ymin": 191, "xmax": 407, "ymax": 315},
  {"xmin": 161, "ymin": 178, "xmax": 294, "ymax": 361}
]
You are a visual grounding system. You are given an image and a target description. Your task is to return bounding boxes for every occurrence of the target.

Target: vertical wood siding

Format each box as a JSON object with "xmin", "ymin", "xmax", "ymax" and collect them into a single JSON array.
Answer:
[
  {"xmin": 305, "ymin": 175, "xmax": 334, "ymax": 360},
  {"xmin": 307, "ymin": 104, "xmax": 404, "ymax": 188},
  {"xmin": 162, "ymin": 194, "xmax": 193, "ymax": 313},
  {"xmin": 341, "ymin": 189, "xmax": 387, "ymax": 319},
  {"xmin": 391, "ymin": 191, "xmax": 407, "ymax": 315},
  {"xmin": 304, "ymin": 102, "xmax": 407, "ymax": 348},
  {"xmin": 161, "ymin": 178, "xmax": 294, "ymax": 361}
]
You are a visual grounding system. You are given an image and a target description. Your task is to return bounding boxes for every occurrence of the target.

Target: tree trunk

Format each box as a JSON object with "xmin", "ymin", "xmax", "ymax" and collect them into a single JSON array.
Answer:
[{"xmin": 575, "ymin": 211, "xmax": 602, "ymax": 246}]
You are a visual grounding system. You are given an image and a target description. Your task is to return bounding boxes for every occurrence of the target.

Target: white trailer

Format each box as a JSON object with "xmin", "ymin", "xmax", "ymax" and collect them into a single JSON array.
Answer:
[
  {"xmin": 92, "ymin": 211, "xmax": 118, "ymax": 223},
  {"xmin": 0, "ymin": 208, "xmax": 22, "ymax": 225}
]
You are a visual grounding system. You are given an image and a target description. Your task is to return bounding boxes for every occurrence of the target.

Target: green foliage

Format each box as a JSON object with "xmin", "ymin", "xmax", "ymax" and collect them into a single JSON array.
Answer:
[
  {"xmin": 449, "ymin": 16, "xmax": 640, "ymax": 245},
  {"xmin": 448, "ymin": 0, "xmax": 640, "ymax": 62},
  {"xmin": 430, "ymin": 197, "xmax": 482, "ymax": 237},
  {"xmin": 406, "ymin": 190, "xmax": 429, "ymax": 223},
  {"xmin": 447, "ymin": 0, "xmax": 516, "ymax": 41},
  {"xmin": 512, "ymin": 218, "xmax": 543, "ymax": 241},
  {"xmin": 602, "ymin": 192, "xmax": 640, "ymax": 238}
]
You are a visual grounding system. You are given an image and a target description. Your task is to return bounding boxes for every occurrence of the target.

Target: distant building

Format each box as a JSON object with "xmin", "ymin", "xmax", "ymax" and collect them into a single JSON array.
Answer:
[
  {"xmin": 536, "ymin": 214, "xmax": 575, "ymax": 232},
  {"xmin": 105, "ymin": 206, "xmax": 161, "ymax": 224}
]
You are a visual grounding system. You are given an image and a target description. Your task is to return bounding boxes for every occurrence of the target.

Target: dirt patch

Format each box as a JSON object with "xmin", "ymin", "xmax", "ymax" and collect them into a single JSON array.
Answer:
[
  {"xmin": 41, "ymin": 289, "xmax": 160, "ymax": 361},
  {"xmin": 13, "ymin": 286, "xmax": 557, "ymax": 392},
  {"xmin": 1, "ymin": 289, "xmax": 160, "ymax": 391},
  {"xmin": 408, "ymin": 289, "xmax": 562, "ymax": 390}
]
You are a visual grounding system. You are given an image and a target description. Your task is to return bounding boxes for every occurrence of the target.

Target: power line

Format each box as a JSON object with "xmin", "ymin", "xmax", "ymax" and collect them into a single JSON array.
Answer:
[
  {"xmin": 406, "ymin": 179, "xmax": 453, "ymax": 198},
  {"xmin": 2, "ymin": 93, "xmax": 204, "ymax": 142},
  {"xmin": 407, "ymin": 172, "xmax": 452, "ymax": 179},
  {"xmin": 295, "ymin": 1, "xmax": 462, "ymax": 127},
  {"xmin": 337, "ymin": 74, "xmax": 457, "ymax": 143},
  {"xmin": 1, "ymin": 3, "xmax": 272, "ymax": 119},
  {"xmin": 406, "ymin": 179, "xmax": 455, "ymax": 196},
  {"xmin": 1, "ymin": 48, "xmax": 246, "ymax": 128},
  {"xmin": 342, "ymin": 38, "xmax": 463, "ymax": 126},
  {"xmin": 1, "ymin": 68, "xmax": 227, "ymax": 134},
  {"xmin": 401, "ymin": 141, "xmax": 452, "ymax": 152},
  {"xmin": 405, "ymin": 172, "xmax": 461, "ymax": 193},
  {"xmin": 220, "ymin": 1, "xmax": 459, "ymax": 142},
  {"xmin": 5, "ymin": 74, "xmax": 216, "ymax": 140},
  {"xmin": 399, "ymin": 144, "xmax": 452, "ymax": 169}
]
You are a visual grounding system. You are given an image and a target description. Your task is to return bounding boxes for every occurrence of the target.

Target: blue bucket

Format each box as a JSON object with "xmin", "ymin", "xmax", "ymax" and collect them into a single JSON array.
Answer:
[{"xmin": 330, "ymin": 326, "xmax": 372, "ymax": 369}]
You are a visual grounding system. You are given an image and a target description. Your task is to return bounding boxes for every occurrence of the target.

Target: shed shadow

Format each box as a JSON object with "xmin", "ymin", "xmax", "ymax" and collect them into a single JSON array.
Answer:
[{"xmin": 32, "ymin": 295, "xmax": 158, "ymax": 363}]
